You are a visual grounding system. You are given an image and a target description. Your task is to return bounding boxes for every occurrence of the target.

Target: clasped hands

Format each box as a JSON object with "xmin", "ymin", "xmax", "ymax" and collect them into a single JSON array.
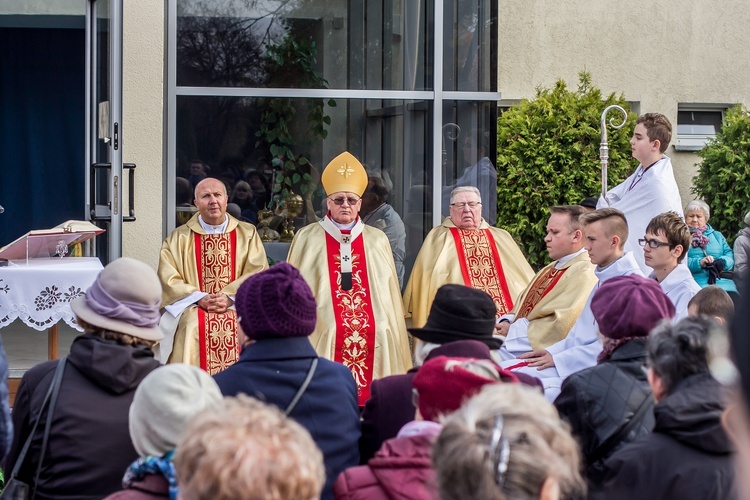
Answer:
[{"xmin": 197, "ymin": 293, "xmax": 233, "ymax": 314}]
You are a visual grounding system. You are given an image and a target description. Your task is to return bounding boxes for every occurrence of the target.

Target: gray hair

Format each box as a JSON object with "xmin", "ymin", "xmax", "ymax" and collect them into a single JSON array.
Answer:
[
  {"xmin": 414, "ymin": 340, "xmax": 441, "ymax": 366},
  {"xmin": 432, "ymin": 384, "xmax": 586, "ymax": 500},
  {"xmin": 685, "ymin": 200, "xmax": 711, "ymax": 220},
  {"xmin": 647, "ymin": 316, "xmax": 713, "ymax": 394},
  {"xmin": 450, "ymin": 186, "xmax": 482, "ymax": 204}
]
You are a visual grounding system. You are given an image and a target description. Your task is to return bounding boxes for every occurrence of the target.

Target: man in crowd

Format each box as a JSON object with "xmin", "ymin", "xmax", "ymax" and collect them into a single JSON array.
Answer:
[
  {"xmin": 642, "ymin": 211, "xmax": 700, "ymax": 319},
  {"xmin": 158, "ymin": 177, "xmax": 268, "ymax": 374},
  {"xmin": 404, "ymin": 186, "xmax": 533, "ymax": 327},
  {"xmin": 502, "ymin": 208, "xmax": 643, "ymax": 401},
  {"xmin": 360, "ymin": 176, "xmax": 406, "ymax": 289},
  {"xmin": 597, "ymin": 113, "xmax": 683, "ymax": 274},
  {"xmin": 497, "ymin": 205, "xmax": 597, "ymax": 360},
  {"xmin": 287, "ymin": 151, "xmax": 412, "ymax": 406},
  {"xmin": 597, "ymin": 317, "xmax": 735, "ymax": 499}
]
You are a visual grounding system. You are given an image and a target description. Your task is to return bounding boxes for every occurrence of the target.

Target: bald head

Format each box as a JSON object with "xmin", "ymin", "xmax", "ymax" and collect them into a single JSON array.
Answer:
[{"xmin": 194, "ymin": 178, "xmax": 228, "ymax": 225}]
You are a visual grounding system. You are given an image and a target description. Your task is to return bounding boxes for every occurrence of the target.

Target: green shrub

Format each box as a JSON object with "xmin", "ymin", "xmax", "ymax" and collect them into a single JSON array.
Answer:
[
  {"xmin": 496, "ymin": 72, "xmax": 636, "ymax": 269},
  {"xmin": 692, "ymin": 104, "xmax": 750, "ymax": 246}
]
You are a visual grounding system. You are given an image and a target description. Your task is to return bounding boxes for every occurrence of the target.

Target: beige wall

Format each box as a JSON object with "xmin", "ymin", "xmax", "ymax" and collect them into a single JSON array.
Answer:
[
  {"xmin": 498, "ymin": 0, "xmax": 750, "ymax": 206},
  {"xmin": 122, "ymin": 0, "xmax": 164, "ymax": 266}
]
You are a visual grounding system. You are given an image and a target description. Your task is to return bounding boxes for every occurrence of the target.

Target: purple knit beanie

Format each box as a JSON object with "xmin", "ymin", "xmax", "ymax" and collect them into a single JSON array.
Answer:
[
  {"xmin": 235, "ymin": 263, "xmax": 317, "ymax": 339},
  {"xmin": 591, "ymin": 274, "xmax": 675, "ymax": 339}
]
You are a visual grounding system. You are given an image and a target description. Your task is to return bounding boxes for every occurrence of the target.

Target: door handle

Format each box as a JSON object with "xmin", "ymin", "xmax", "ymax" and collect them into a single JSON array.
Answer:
[{"xmin": 90, "ymin": 162, "xmax": 136, "ymax": 222}]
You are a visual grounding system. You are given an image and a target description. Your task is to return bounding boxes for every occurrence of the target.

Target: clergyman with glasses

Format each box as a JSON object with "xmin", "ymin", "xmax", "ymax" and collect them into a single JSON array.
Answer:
[
  {"xmin": 287, "ymin": 151, "xmax": 412, "ymax": 407},
  {"xmin": 404, "ymin": 186, "xmax": 534, "ymax": 329}
]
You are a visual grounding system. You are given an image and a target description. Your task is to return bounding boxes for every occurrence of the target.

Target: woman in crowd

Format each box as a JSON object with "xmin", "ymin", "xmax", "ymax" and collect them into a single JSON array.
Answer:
[
  {"xmin": 229, "ymin": 180, "xmax": 258, "ymax": 224},
  {"xmin": 685, "ymin": 200, "xmax": 738, "ymax": 294},
  {"xmin": 734, "ymin": 209, "xmax": 750, "ymax": 291},
  {"xmin": 432, "ymin": 383, "xmax": 586, "ymax": 500},
  {"xmin": 4, "ymin": 258, "xmax": 162, "ymax": 498},
  {"xmin": 105, "ymin": 364, "xmax": 223, "ymax": 499}
]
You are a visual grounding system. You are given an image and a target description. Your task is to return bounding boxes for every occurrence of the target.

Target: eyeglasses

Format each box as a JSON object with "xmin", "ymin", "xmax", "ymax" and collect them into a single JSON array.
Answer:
[
  {"xmin": 328, "ymin": 196, "xmax": 360, "ymax": 206},
  {"xmin": 489, "ymin": 415, "xmax": 511, "ymax": 488},
  {"xmin": 450, "ymin": 202, "xmax": 482, "ymax": 209},
  {"xmin": 638, "ymin": 238, "xmax": 672, "ymax": 249}
]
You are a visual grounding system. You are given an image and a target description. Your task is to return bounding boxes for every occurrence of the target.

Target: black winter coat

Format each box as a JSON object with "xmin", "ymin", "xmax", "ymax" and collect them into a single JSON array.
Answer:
[
  {"xmin": 554, "ymin": 339, "xmax": 654, "ymax": 489},
  {"xmin": 4, "ymin": 334, "xmax": 160, "ymax": 500},
  {"xmin": 596, "ymin": 372, "xmax": 735, "ymax": 500}
]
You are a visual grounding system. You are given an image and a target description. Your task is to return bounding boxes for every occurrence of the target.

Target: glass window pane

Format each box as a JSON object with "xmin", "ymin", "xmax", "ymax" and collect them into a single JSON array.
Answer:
[
  {"xmin": 175, "ymin": 95, "xmax": 434, "ymax": 283},
  {"xmin": 443, "ymin": 0, "xmax": 497, "ymax": 92},
  {"xmin": 176, "ymin": 0, "xmax": 433, "ymax": 91},
  {"xmin": 440, "ymin": 100, "xmax": 498, "ymax": 225}
]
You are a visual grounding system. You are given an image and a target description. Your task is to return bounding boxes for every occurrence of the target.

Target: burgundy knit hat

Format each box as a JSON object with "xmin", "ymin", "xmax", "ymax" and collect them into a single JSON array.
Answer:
[
  {"xmin": 235, "ymin": 263, "xmax": 317, "ymax": 340},
  {"xmin": 412, "ymin": 356, "xmax": 518, "ymax": 422},
  {"xmin": 591, "ymin": 274, "xmax": 675, "ymax": 340}
]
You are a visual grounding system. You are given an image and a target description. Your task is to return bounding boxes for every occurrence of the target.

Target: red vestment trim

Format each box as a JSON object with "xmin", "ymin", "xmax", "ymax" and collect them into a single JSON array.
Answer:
[
  {"xmin": 193, "ymin": 231, "xmax": 240, "ymax": 375},
  {"xmin": 449, "ymin": 228, "xmax": 514, "ymax": 316},
  {"xmin": 324, "ymin": 229, "xmax": 376, "ymax": 406},
  {"xmin": 515, "ymin": 266, "xmax": 567, "ymax": 319}
]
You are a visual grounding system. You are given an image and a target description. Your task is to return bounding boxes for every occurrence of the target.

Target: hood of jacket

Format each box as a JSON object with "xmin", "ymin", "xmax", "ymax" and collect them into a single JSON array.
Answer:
[
  {"xmin": 654, "ymin": 372, "xmax": 732, "ymax": 455},
  {"xmin": 67, "ymin": 333, "xmax": 161, "ymax": 395},
  {"xmin": 367, "ymin": 434, "xmax": 438, "ymax": 500}
]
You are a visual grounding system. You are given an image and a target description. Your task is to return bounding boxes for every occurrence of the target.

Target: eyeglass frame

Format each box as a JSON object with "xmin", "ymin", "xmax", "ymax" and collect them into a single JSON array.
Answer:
[
  {"xmin": 638, "ymin": 237, "xmax": 673, "ymax": 249},
  {"xmin": 449, "ymin": 201, "xmax": 482, "ymax": 210},
  {"xmin": 328, "ymin": 196, "xmax": 361, "ymax": 206}
]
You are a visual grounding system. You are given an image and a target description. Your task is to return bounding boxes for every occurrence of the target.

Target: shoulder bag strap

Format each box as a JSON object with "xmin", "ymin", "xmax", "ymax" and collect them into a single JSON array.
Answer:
[
  {"xmin": 30, "ymin": 356, "xmax": 67, "ymax": 499},
  {"xmin": 589, "ymin": 392, "xmax": 652, "ymax": 466},
  {"xmin": 284, "ymin": 357, "xmax": 318, "ymax": 416},
  {"xmin": 5, "ymin": 358, "xmax": 66, "ymax": 483}
]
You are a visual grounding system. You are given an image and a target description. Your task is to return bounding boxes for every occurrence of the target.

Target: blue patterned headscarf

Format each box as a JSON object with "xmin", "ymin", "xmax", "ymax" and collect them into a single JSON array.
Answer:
[{"xmin": 122, "ymin": 451, "xmax": 178, "ymax": 500}]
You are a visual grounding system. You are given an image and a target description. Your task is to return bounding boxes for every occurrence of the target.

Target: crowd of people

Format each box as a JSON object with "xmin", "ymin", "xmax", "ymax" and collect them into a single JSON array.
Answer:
[{"xmin": 0, "ymin": 112, "xmax": 748, "ymax": 499}]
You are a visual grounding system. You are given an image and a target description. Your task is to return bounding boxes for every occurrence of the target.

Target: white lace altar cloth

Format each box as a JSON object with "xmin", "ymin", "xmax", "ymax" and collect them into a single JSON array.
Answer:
[{"xmin": 0, "ymin": 258, "xmax": 103, "ymax": 331}]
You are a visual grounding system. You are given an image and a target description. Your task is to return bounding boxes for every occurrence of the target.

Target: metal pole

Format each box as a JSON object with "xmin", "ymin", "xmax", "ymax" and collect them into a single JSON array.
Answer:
[{"xmin": 599, "ymin": 105, "xmax": 628, "ymax": 200}]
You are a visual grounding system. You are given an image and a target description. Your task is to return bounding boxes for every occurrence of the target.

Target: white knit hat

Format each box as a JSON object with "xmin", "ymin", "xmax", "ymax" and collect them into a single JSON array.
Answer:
[
  {"xmin": 744, "ymin": 210, "xmax": 750, "ymax": 226},
  {"xmin": 129, "ymin": 364, "xmax": 223, "ymax": 457}
]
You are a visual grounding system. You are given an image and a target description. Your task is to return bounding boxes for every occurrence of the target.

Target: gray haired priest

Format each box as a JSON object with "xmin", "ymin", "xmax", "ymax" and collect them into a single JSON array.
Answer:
[{"xmin": 287, "ymin": 151, "xmax": 412, "ymax": 405}]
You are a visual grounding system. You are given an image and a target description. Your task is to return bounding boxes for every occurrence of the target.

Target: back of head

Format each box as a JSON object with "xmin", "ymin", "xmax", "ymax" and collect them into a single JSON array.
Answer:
[
  {"xmin": 234, "ymin": 263, "xmax": 317, "ymax": 340},
  {"xmin": 580, "ymin": 207, "xmax": 629, "ymax": 248},
  {"xmin": 432, "ymin": 384, "xmax": 585, "ymax": 500},
  {"xmin": 366, "ymin": 175, "xmax": 389, "ymax": 200},
  {"xmin": 636, "ymin": 113, "xmax": 672, "ymax": 153},
  {"xmin": 646, "ymin": 211, "xmax": 691, "ymax": 262},
  {"xmin": 688, "ymin": 285, "xmax": 734, "ymax": 323},
  {"xmin": 175, "ymin": 395, "xmax": 325, "ymax": 500},
  {"xmin": 412, "ymin": 356, "xmax": 515, "ymax": 422},
  {"xmin": 70, "ymin": 257, "xmax": 163, "ymax": 343},
  {"xmin": 647, "ymin": 316, "xmax": 713, "ymax": 394},
  {"xmin": 129, "ymin": 364, "xmax": 223, "ymax": 458},
  {"xmin": 592, "ymin": 274, "xmax": 675, "ymax": 340}
]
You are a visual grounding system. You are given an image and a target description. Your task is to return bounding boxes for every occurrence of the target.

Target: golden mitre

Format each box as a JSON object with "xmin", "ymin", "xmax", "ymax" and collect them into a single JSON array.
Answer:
[{"xmin": 321, "ymin": 151, "xmax": 368, "ymax": 196}]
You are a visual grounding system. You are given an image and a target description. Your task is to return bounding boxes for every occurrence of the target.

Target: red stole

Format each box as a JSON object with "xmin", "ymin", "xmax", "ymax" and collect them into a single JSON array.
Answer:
[
  {"xmin": 194, "ymin": 231, "xmax": 240, "ymax": 375},
  {"xmin": 514, "ymin": 265, "xmax": 567, "ymax": 319},
  {"xmin": 324, "ymin": 229, "xmax": 377, "ymax": 406},
  {"xmin": 449, "ymin": 227, "xmax": 514, "ymax": 317}
]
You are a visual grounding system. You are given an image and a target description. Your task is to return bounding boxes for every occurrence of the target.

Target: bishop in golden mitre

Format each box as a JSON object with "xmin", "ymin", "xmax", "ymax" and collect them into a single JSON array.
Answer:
[
  {"xmin": 404, "ymin": 186, "xmax": 534, "ymax": 327},
  {"xmin": 286, "ymin": 151, "xmax": 412, "ymax": 405},
  {"xmin": 158, "ymin": 177, "xmax": 268, "ymax": 375}
]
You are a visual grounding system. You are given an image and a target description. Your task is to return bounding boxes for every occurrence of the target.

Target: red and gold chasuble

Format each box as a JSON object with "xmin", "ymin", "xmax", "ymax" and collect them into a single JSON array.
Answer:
[
  {"xmin": 324, "ymin": 229, "xmax": 377, "ymax": 405},
  {"xmin": 449, "ymin": 227, "xmax": 514, "ymax": 317},
  {"xmin": 194, "ymin": 231, "xmax": 240, "ymax": 375},
  {"xmin": 515, "ymin": 266, "xmax": 567, "ymax": 319}
]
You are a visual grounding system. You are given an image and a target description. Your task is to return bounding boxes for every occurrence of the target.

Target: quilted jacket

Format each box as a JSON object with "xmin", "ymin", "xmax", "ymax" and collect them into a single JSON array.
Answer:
[{"xmin": 554, "ymin": 338, "xmax": 654, "ymax": 489}]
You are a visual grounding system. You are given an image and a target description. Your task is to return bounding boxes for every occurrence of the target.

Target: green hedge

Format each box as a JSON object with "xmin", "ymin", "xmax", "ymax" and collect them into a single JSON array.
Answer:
[
  {"xmin": 692, "ymin": 104, "xmax": 750, "ymax": 246},
  {"xmin": 496, "ymin": 72, "xmax": 636, "ymax": 269}
]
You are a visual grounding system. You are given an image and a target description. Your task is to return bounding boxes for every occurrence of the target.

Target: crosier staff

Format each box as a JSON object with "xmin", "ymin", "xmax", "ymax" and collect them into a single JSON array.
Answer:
[{"xmin": 599, "ymin": 105, "xmax": 628, "ymax": 200}]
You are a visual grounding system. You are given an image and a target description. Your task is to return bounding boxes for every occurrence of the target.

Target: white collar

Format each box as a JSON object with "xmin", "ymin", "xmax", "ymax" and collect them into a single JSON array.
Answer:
[
  {"xmin": 554, "ymin": 248, "xmax": 587, "ymax": 269},
  {"xmin": 198, "ymin": 214, "xmax": 228, "ymax": 234}
]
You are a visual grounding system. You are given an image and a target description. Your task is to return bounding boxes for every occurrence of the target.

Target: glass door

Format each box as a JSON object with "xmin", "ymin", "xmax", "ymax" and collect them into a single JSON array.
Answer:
[{"xmin": 86, "ymin": 0, "xmax": 124, "ymax": 262}]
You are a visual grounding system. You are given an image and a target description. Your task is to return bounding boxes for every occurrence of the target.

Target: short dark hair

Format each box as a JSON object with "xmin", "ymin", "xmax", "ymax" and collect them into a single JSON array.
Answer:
[
  {"xmin": 365, "ymin": 176, "xmax": 389, "ymax": 200},
  {"xmin": 688, "ymin": 286, "xmax": 734, "ymax": 323},
  {"xmin": 636, "ymin": 113, "xmax": 672, "ymax": 153},
  {"xmin": 550, "ymin": 205, "xmax": 587, "ymax": 231},
  {"xmin": 645, "ymin": 212, "xmax": 691, "ymax": 263},
  {"xmin": 647, "ymin": 317, "xmax": 713, "ymax": 393},
  {"xmin": 579, "ymin": 208, "xmax": 629, "ymax": 248}
]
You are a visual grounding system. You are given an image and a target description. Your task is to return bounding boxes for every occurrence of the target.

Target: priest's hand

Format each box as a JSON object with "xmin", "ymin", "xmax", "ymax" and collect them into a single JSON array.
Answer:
[
  {"xmin": 197, "ymin": 294, "xmax": 232, "ymax": 313},
  {"xmin": 495, "ymin": 321, "xmax": 510, "ymax": 336},
  {"xmin": 517, "ymin": 349, "xmax": 555, "ymax": 370}
]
